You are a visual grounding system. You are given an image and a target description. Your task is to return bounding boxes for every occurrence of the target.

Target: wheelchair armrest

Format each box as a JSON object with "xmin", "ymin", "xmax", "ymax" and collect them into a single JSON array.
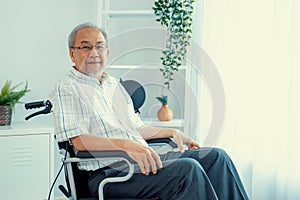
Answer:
[
  {"xmin": 62, "ymin": 149, "xmax": 136, "ymax": 200},
  {"xmin": 75, "ymin": 150, "xmax": 136, "ymax": 163},
  {"xmin": 146, "ymin": 138, "xmax": 178, "ymax": 148},
  {"xmin": 58, "ymin": 141, "xmax": 136, "ymax": 163}
]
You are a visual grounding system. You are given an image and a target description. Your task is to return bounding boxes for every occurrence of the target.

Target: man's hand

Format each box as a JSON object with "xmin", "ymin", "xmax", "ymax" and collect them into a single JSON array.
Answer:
[
  {"xmin": 71, "ymin": 135, "xmax": 162, "ymax": 175},
  {"xmin": 117, "ymin": 140, "xmax": 163, "ymax": 175},
  {"xmin": 138, "ymin": 125, "xmax": 201, "ymax": 153},
  {"xmin": 172, "ymin": 130, "xmax": 201, "ymax": 153}
]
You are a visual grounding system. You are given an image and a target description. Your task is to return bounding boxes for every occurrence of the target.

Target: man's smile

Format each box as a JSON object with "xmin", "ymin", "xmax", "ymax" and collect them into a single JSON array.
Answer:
[
  {"xmin": 86, "ymin": 61, "xmax": 101, "ymax": 64},
  {"xmin": 85, "ymin": 59, "xmax": 102, "ymax": 64}
]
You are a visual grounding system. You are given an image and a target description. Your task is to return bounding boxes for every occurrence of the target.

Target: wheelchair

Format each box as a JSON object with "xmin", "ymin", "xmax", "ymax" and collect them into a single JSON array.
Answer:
[{"xmin": 24, "ymin": 80, "xmax": 178, "ymax": 200}]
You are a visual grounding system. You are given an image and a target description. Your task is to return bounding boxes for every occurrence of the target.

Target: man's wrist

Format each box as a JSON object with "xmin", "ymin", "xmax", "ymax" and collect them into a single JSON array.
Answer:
[
  {"xmin": 110, "ymin": 138, "xmax": 131, "ymax": 150},
  {"xmin": 170, "ymin": 128, "xmax": 180, "ymax": 138}
]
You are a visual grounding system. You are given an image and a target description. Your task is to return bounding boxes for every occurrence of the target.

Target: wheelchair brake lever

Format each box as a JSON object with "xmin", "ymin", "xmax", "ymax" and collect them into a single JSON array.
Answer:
[{"xmin": 58, "ymin": 185, "xmax": 71, "ymax": 198}]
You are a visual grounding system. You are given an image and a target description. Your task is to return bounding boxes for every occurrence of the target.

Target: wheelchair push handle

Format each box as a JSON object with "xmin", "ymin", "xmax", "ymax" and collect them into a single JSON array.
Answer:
[
  {"xmin": 24, "ymin": 100, "xmax": 52, "ymax": 120},
  {"xmin": 25, "ymin": 100, "xmax": 48, "ymax": 109}
]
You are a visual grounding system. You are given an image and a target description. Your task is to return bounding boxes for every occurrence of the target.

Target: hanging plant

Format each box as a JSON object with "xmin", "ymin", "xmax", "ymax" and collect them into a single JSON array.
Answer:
[{"xmin": 153, "ymin": 0, "xmax": 195, "ymax": 89}]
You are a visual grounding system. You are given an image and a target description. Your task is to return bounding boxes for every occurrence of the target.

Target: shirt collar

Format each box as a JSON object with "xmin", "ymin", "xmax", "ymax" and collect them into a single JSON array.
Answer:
[{"xmin": 69, "ymin": 66, "xmax": 113, "ymax": 85}]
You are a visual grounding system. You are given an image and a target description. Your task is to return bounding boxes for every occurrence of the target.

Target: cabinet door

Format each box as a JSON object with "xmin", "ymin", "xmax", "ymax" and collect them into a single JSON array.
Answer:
[{"xmin": 0, "ymin": 133, "xmax": 50, "ymax": 200}]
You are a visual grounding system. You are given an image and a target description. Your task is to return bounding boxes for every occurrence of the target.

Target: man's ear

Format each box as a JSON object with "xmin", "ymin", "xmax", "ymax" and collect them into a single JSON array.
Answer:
[{"xmin": 69, "ymin": 48, "xmax": 75, "ymax": 63}]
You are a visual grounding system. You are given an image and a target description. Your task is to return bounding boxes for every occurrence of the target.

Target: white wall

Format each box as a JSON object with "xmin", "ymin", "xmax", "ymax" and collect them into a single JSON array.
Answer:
[
  {"xmin": 0, "ymin": 0, "xmax": 98, "ymax": 198},
  {"xmin": 0, "ymin": 0, "xmax": 98, "ymax": 123}
]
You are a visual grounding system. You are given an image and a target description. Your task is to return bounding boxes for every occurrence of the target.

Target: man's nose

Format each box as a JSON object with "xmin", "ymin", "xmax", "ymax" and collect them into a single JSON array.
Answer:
[{"xmin": 89, "ymin": 46, "xmax": 99, "ymax": 57}]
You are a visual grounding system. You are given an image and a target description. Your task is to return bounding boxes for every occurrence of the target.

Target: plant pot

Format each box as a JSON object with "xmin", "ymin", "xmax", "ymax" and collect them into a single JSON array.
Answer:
[
  {"xmin": 0, "ymin": 105, "xmax": 12, "ymax": 126},
  {"xmin": 157, "ymin": 104, "xmax": 173, "ymax": 121}
]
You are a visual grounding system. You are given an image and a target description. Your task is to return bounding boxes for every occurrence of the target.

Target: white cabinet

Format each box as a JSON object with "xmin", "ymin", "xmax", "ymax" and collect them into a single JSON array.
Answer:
[{"xmin": 0, "ymin": 123, "xmax": 54, "ymax": 200}]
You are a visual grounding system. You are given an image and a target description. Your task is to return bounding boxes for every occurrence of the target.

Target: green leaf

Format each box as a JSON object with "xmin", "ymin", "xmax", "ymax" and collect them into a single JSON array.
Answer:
[{"xmin": 0, "ymin": 80, "xmax": 30, "ymax": 109}]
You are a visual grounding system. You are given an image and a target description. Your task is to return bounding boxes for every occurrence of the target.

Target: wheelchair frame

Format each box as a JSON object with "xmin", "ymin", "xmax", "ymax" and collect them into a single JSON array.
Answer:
[{"xmin": 25, "ymin": 100, "xmax": 177, "ymax": 200}]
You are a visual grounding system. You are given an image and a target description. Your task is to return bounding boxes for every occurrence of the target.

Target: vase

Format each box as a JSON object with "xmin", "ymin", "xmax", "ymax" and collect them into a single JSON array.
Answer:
[
  {"xmin": 0, "ymin": 105, "xmax": 12, "ymax": 126},
  {"xmin": 157, "ymin": 104, "xmax": 173, "ymax": 121}
]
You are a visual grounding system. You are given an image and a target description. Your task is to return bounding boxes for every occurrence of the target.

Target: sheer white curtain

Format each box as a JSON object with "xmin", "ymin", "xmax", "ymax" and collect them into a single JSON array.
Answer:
[{"xmin": 196, "ymin": 0, "xmax": 300, "ymax": 199}]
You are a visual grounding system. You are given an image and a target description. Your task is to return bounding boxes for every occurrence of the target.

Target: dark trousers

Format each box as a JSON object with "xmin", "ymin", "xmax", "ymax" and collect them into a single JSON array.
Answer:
[{"xmin": 88, "ymin": 147, "xmax": 249, "ymax": 200}]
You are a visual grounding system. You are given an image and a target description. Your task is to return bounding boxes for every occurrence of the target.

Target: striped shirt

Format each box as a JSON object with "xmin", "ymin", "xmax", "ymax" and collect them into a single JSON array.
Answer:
[{"xmin": 50, "ymin": 67, "xmax": 147, "ymax": 171}]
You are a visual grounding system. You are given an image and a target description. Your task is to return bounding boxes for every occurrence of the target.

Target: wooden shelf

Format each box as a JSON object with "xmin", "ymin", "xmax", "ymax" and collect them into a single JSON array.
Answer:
[
  {"xmin": 143, "ymin": 118, "xmax": 184, "ymax": 128},
  {"xmin": 108, "ymin": 65, "xmax": 187, "ymax": 70},
  {"xmin": 103, "ymin": 10, "xmax": 154, "ymax": 17}
]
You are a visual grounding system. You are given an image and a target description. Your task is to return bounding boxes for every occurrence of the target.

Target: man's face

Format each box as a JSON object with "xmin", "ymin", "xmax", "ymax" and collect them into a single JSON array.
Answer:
[{"xmin": 69, "ymin": 27, "xmax": 109, "ymax": 78}]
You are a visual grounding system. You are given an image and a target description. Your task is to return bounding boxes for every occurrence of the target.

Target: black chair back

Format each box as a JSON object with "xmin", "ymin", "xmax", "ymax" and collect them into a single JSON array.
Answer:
[{"xmin": 120, "ymin": 79, "xmax": 146, "ymax": 114}]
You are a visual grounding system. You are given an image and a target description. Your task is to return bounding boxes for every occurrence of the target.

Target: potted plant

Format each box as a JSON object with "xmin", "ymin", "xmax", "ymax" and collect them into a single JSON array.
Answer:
[
  {"xmin": 153, "ymin": 0, "xmax": 195, "ymax": 121},
  {"xmin": 0, "ymin": 80, "xmax": 30, "ymax": 126},
  {"xmin": 156, "ymin": 95, "xmax": 173, "ymax": 121}
]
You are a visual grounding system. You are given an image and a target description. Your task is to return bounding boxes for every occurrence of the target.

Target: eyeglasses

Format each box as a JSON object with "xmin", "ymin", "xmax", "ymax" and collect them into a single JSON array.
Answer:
[{"xmin": 71, "ymin": 44, "xmax": 107, "ymax": 52}]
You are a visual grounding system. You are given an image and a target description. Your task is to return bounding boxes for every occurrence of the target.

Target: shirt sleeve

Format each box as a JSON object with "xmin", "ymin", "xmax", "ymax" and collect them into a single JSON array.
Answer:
[{"xmin": 49, "ymin": 80, "xmax": 90, "ymax": 142}]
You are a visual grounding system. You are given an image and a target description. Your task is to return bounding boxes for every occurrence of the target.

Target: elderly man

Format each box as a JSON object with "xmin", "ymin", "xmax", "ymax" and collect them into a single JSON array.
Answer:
[{"xmin": 50, "ymin": 22, "xmax": 249, "ymax": 200}]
